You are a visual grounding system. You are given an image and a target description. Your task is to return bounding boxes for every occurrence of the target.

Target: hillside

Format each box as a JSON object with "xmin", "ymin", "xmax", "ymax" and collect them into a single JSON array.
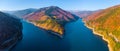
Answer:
[
  {"xmin": 84, "ymin": 5, "xmax": 120, "ymax": 51},
  {"xmin": 24, "ymin": 6, "xmax": 79, "ymax": 37},
  {"xmin": 0, "ymin": 11, "xmax": 23, "ymax": 50}
]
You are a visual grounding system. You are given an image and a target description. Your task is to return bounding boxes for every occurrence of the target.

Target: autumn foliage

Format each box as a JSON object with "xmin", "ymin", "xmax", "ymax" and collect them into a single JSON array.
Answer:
[{"xmin": 84, "ymin": 5, "xmax": 120, "ymax": 51}]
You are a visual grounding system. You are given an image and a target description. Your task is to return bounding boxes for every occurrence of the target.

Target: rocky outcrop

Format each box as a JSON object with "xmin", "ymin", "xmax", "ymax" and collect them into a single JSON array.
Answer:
[{"xmin": 0, "ymin": 12, "xmax": 23, "ymax": 50}]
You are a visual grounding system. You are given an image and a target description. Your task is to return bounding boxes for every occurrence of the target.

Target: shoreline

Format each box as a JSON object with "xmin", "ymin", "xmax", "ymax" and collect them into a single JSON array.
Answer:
[
  {"xmin": 32, "ymin": 23, "xmax": 64, "ymax": 38},
  {"xmin": 83, "ymin": 21, "xmax": 112, "ymax": 51},
  {"xmin": 0, "ymin": 37, "xmax": 21, "ymax": 51},
  {"xmin": 24, "ymin": 20, "xmax": 63, "ymax": 38}
]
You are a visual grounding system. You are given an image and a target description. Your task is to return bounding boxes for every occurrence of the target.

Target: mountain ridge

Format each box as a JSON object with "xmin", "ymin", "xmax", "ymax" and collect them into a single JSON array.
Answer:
[{"xmin": 4, "ymin": 8, "xmax": 37, "ymax": 18}]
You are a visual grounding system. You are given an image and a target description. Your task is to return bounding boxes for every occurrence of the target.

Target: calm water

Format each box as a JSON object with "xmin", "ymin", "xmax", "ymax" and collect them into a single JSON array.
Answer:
[{"xmin": 11, "ymin": 19, "xmax": 108, "ymax": 51}]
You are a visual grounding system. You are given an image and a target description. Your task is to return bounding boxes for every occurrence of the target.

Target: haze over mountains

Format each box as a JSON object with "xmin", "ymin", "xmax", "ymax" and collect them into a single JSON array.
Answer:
[
  {"xmin": 70, "ymin": 9, "xmax": 103, "ymax": 18},
  {"xmin": 5, "ymin": 8, "xmax": 100, "ymax": 19},
  {"xmin": 4, "ymin": 8, "xmax": 37, "ymax": 18},
  {"xmin": 70, "ymin": 11, "xmax": 94, "ymax": 18}
]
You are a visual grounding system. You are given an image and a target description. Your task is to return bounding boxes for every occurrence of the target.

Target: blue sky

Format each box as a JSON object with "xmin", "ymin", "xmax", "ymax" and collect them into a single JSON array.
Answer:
[{"xmin": 0, "ymin": 0, "xmax": 120, "ymax": 11}]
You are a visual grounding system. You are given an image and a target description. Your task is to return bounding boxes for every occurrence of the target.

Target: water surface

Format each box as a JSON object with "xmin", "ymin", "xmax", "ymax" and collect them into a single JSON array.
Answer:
[{"xmin": 11, "ymin": 19, "xmax": 108, "ymax": 51}]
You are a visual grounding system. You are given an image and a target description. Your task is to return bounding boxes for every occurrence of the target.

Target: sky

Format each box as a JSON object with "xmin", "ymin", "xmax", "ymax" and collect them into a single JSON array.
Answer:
[{"xmin": 0, "ymin": 0, "xmax": 120, "ymax": 11}]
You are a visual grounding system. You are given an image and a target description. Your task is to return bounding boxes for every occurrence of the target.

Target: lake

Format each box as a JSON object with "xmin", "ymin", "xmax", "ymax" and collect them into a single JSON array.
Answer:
[{"xmin": 11, "ymin": 19, "xmax": 108, "ymax": 51}]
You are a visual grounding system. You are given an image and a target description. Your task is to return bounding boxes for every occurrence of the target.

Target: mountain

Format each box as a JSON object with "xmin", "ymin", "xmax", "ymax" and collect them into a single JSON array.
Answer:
[
  {"xmin": 84, "ymin": 5, "xmax": 120, "ymax": 51},
  {"xmin": 24, "ymin": 6, "xmax": 79, "ymax": 37},
  {"xmin": 4, "ymin": 8, "xmax": 37, "ymax": 18},
  {"xmin": 70, "ymin": 11, "xmax": 94, "ymax": 18},
  {"xmin": 0, "ymin": 11, "xmax": 23, "ymax": 50},
  {"xmin": 70, "ymin": 10, "xmax": 102, "ymax": 18}
]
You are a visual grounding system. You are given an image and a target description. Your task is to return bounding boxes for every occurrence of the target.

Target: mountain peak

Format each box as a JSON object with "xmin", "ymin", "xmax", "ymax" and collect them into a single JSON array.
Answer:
[
  {"xmin": 48, "ymin": 6, "xmax": 59, "ymax": 8},
  {"xmin": 36, "ymin": 6, "xmax": 61, "ymax": 12},
  {"xmin": 44, "ymin": 6, "xmax": 60, "ymax": 11}
]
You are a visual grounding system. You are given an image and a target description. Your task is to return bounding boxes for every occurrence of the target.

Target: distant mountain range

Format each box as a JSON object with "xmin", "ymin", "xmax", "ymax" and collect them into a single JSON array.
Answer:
[
  {"xmin": 84, "ymin": 5, "xmax": 120, "ymax": 51},
  {"xmin": 0, "ymin": 11, "xmax": 22, "ymax": 50},
  {"xmin": 5, "ymin": 8, "xmax": 102, "ymax": 19},
  {"xmin": 70, "ymin": 11, "xmax": 94, "ymax": 18},
  {"xmin": 70, "ymin": 10, "xmax": 102, "ymax": 18},
  {"xmin": 4, "ymin": 8, "xmax": 37, "ymax": 18}
]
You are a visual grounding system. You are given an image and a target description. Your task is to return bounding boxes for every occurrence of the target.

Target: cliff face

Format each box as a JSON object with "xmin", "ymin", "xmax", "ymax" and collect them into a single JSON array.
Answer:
[
  {"xmin": 24, "ymin": 6, "xmax": 79, "ymax": 36},
  {"xmin": 84, "ymin": 5, "xmax": 120, "ymax": 51},
  {"xmin": 0, "ymin": 12, "xmax": 23, "ymax": 50}
]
